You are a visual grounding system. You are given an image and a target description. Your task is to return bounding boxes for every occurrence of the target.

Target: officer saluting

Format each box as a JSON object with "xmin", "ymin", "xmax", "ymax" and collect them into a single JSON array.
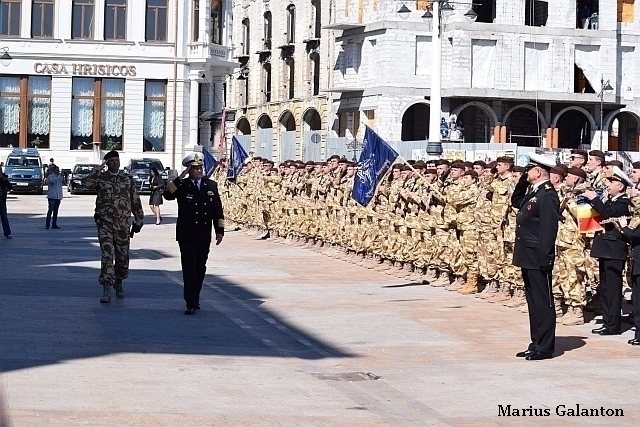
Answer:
[
  {"xmin": 164, "ymin": 153, "xmax": 225, "ymax": 315},
  {"xmin": 511, "ymin": 153, "xmax": 560, "ymax": 361},
  {"xmin": 583, "ymin": 166, "xmax": 632, "ymax": 335}
]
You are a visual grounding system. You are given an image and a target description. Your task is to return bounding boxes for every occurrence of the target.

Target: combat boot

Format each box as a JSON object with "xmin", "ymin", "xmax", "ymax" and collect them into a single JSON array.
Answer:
[
  {"xmin": 399, "ymin": 262, "xmax": 414, "ymax": 278},
  {"xmin": 113, "ymin": 279, "xmax": 124, "ymax": 299},
  {"xmin": 505, "ymin": 288, "xmax": 525, "ymax": 307},
  {"xmin": 375, "ymin": 258, "xmax": 393, "ymax": 271},
  {"xmin": 409, "ymin": 266, "xmax": 425, "ymax": 282},
  {"xmin": 459, "ymin": 273, "xmax": 479, "ymax": 295},
  {"xmin": 477, "ymin": 280, "xmax": 497, "ymax": 299},
  {"xmin": 554, "ymin": 298, "xmax": 564, "ymax": 322},
  {"xmin": 488, "ymin": 283, "xmax": 512, "ymax": 303},
  {"xmin": 423, "ymin": 268, "xmax": 438, "ymax": 284},
  {"xmin": 431, "ymin": 271, "xmax": 451, "ymax": 287},
  {"xmin": 100, "ymin": 284, "xmax": 111, "ymax": 303},
  {"xmin": 562, "ymin": 306, "xmax": 585, "ymax": 326},
  {"xmin": 446, "ymin": 276, "xmax": 465, "ymax": 291}
]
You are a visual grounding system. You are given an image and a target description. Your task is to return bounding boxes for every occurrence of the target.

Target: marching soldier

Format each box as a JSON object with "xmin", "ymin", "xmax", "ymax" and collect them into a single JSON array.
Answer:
[
  {"xmin": 82, "ymin": 150, "xmax": 145, "ymax": 303},
  {"xmin": 163, "ymin": 153, "xmax": 225, "ymax": 315}
]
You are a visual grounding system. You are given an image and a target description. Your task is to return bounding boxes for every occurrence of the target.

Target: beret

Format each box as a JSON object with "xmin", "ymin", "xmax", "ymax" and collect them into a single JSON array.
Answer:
[
  {"xmin": 103, "ymin": 150, "xmax": 119, "ymax": 161},
  {"xmin": 496, "ymin": 156, "xmax": 514, "ymax": 164},
  {"xmin": 512, "ymin": 165, "xmax": 526, "ymax": 173},
  {"xmin": 589, "ymin": 150, "xmax": 606, "ymax": 160},
  {"xmin": 567, "ymin": 167, "xmax": 587, "ymax": 179},
  {"xmin": 473, "ymin": 160, "xmax": 487, "ymax": 167},
  {"xmin": 550, "ymin": 166, "xmax": 567, "ymax": 178},
  {"xmin": 571, "ymin": 149, "xmax": 588, "ymax": 160},
  {"xmin": 606, "ymin": 160, "xmax": 623, "ymax": 168},
  {"xmin": 464, "ymin": 170, "xmax": 478, "ymax": 178}
]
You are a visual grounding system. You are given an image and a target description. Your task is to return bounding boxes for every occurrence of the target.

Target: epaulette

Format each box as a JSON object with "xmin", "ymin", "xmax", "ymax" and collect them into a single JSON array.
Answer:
[
  {"xmin": 543, "ymin": 183, "xmax": 553, "ymax": 191},
  {"xmin": 166, "ymin": 179, "xmax": 179, "ymax": 194}
]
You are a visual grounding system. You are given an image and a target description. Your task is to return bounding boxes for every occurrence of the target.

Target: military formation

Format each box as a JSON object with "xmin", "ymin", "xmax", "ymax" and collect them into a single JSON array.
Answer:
[{"xmin": 213, "ymin": 149, "xmax": 640, "ymax": 330}]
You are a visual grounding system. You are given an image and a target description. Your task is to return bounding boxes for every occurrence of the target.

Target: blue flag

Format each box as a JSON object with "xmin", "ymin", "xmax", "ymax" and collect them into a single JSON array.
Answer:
[
  {"xmin": 227, "ymin": 136, "xmax": 249, "ymax": 179},
  {"xmin": 202, "ymin": 148, "xmax": 218, "ymax": 178},
  {"xmin": 351, "ymin": 126, "xmax": 399, "ymax": 206}
]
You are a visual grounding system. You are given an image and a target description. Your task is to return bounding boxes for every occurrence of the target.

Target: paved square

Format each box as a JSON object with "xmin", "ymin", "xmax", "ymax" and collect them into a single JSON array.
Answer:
[{"xmin": 1, "ymin": 192, "xmax": 639, "ymax": 426}]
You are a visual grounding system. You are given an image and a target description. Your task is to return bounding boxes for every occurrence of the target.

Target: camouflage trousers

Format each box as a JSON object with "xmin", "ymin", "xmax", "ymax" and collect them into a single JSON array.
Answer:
[
  {"xmin": 500, "ymin": 241, "xmax": 521, "ymax": 288},
  {"xmin": 553, "ymin": 245, "xmax": 587, "ymax": 307},
  {"xmin": 453, "ymin": 228, "xmax": 478, "ymax": 277},
  {"xmin": 96, "ymin": 220, "xmax": 130, "ymax": 286},
  {"xmin": 478, "ymin": 224, "xmax": 501, "ymax": 281}
]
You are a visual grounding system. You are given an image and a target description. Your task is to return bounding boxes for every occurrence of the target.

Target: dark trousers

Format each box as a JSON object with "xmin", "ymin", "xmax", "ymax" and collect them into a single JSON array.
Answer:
[
  {"xmin": 632, "ymin": 275, "xmax": 640, "ymax": 340},
  {"xmin": 178, "ymin": 242, "xmax": 210, "ymax": 308},
  {"xmin": 522, "ymin": 268, "xmax": 556, "ymax": 354},
  {"xmin": 0, "ymin": 199, "xmax": 10, "ymax": 237},
  {"xmin": 46, "ymin": 198, "xmax": 61, "ymax": 227},
  {"xmin": 598, "ymin": 259, "xmax": 625, "ymax": 331}
]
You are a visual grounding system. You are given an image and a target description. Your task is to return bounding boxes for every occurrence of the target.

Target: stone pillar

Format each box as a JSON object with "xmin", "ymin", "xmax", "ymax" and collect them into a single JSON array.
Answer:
[{"xmin": 189, "ymin": 76, "xmax": 201, "ymax": 147}]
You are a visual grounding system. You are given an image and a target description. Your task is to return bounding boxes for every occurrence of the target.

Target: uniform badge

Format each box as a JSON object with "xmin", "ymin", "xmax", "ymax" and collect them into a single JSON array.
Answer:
[{"xmin": 207, "ymin": 190, "xmax": 214, "ymax": 196}]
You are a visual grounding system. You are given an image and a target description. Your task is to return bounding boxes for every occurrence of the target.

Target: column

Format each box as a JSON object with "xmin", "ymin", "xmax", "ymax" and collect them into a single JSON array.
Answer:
[
  {"xmin": 212, "ymin": 77, "xmax": 225, "ymax": 153},
  {"xmin": 20, "ymin": 0, "xmax": 32, "ymax": 39},
  {"xmin": 222, "ymin": 0, "xmax": 232, "ymax": 48},
  {"xmin": 199, "ymin": 0, "xmax": 210, "ymax": 43},
  {"xmin": 94, "ymin": 0, "xmax": 105, "ymax": 41},
  {"xmin": 189, "ymin": 76, "xmax": 200, "ymax": 147},
  {"xmin": 56, "ymin": 0, "xmax": 72, "ymax": 39}
]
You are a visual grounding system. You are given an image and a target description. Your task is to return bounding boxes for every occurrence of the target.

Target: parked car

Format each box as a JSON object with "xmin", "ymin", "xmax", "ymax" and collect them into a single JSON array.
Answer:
[
  {"xmin": 68, "ymin": 164, "xmax": 100, "ymax": 194},
  {"xmin": 124, "ymin": 158, "xmax": 170, "ymax": 194},
  {"xmin": 2, "ymin": 148, "xmax": 44, "ymax": 194}
]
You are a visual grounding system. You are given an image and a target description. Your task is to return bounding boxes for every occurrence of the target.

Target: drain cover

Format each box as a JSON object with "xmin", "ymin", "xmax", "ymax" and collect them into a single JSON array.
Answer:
[{"xmin": 312, "ymin": 372, "xmax": 382, "ymax": 381}]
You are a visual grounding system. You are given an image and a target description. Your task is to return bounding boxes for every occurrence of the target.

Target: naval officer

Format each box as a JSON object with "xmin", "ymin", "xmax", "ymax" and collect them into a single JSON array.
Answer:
[
  {"xmin": 511, "ymin": 153, "xmax": 560, "ymax": 360},
  {"xmin": 164, "ymin": 153, "xmax": 225, "ymax": 315}
]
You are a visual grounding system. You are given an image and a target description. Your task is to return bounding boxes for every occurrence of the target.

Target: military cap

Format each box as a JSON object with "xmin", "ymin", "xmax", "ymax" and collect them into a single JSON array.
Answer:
[
  {"xmin": 253, "ymin": 156, "xmax": 263, "ymax": 161},
  {"xmin": 555, "ymin": 163, "xmax": 569, "ymax": 174},
  {"xmin": 606, "ymin": 160, "xmax": 623, "ymax": 168},
  {"xmin": 401, "ymin": 165, "xmax": 413, "ymax": 172},
  {"xmin": 452, "ymin": 159, "xmax": 465, "ymax": 164},
  {"xmin": 305, "ymin": 160, "xmax": 315, "ymax": 166},
  {"xmin": 633, "ymin": 161, "xmax": 640, "ymax": 170},
  {"xmin": 425, "ymin": 168, "xmax": 438, "ymax": 175},
  {"xmin": 279, "ymin": 162, "xmax": 286, "ymax": 167},
  {"xmin": 296, "ymin": 163, "xmax": 306, "ymax": 169},
  {"xmin": 463, "ymin": 161, "xmax": 474, "ymax": 169},
  {"xmin": 261, "ymin": 158, "xmax": 272, "ymax": 164},
  {"xmin": 464, "ymin": 170, "xmax": 479, "ymax": 179},
  {"xmin": 338, "ymin": 157, "xmax": 349, "ymax": 164},
  {"xmin": 314, "ymin": 161, "xmax": 323, "ymax": 166},
  {"xmin": 567, "ymin": 167, "xmax": 587, "ymax": 179},
  {"xmin": 182, "ymin": 152, "xmax": 203, "ymax": 167},
  {"xmin": 526, "ymin": 153, "xmax": 554, "ymax": 171},
  {"xmin": 391, "ymin": 163, "xmax": 403, "ymax": 170},
  {"xmin": 496, "ymin": 156, "xmax": 514, "ymax": 164},
  {"xmin": 328, "ymin": 154, "xmax": 341, "ymax": 161},
  {"xmin": 270, "ymin": 168, "xmax": 278, "ymax": 173},
  {"xmin": 450, "ymin": 162, "xmax": 465, "ymax": 170},
  {"xmin": 436, "ymin": 159, "xmax": 451, "ymax": 166},
  {"xmin": 589, "ymin": 150, "xmax": 606, "ymax": 161},
  {"xmin": 103, "ymin": 150, "xmax": 119, "ymax": 161},
  {"xmin": 550, "ymin": 165, "xmax": 567, "ymax": 178},
  {"xmin": 413, "ymin": 162, "xmax": 425, "ymax": 170},
  {"xmin": 487, "ymin": 161, "xmax": 497, "ymax": 169},
  {"xmin": 414, "ymin": 160, "xmax": 427, "ymax": 168},
  {"xmin": 407, "ymin": 159, "xmax": 416, "ymax": 165},
  {"xmin": 571, "ymin": 149, "xmax": 588, "ymax": 161},
  {"xmin": 320, "ymin": 162, "xmax": 328, "ymax": 166},
  {"xmin": 473, "ymin": 160, "xmax": 487, "ymax": 168},
  {"xmin": 512, "ymin": 165, "xmax": 526, "ymax": 173},
  {"xmin": 611, "ymin": 166, "xmax": 633, "ymax": 187}
]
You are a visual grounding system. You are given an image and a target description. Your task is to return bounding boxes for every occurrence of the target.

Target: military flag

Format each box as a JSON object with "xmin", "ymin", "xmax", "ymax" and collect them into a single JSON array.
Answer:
[
  {"xmin": 227, "ymin": 136, "xmax": 249, "ymax": 180},
  {"xmin": 351, "ymin": 126, "xmax": 399, "ymax": 206},
  {"xmin": 574, "ymin": 204, "xmax": 604, "ymax": 234},
  {"xmin": 202, "ymin": 148, "xmax": 218, "ymax": 178}
]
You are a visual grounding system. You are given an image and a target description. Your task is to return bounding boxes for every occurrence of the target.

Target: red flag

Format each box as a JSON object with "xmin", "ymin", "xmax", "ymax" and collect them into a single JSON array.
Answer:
[{"xmin": 218, "ymin": 110, "xmax": 226, "ymax": 155}]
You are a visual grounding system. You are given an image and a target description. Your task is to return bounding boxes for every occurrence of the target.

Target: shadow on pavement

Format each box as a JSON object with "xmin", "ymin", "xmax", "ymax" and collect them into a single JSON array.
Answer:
[
  {"xmin": 554, "ymin": 336, "xmax": 587, "ymax": 357},
  {"xmin": 0, "ymin": 212, "xmax": 353, "ymax": 374}
]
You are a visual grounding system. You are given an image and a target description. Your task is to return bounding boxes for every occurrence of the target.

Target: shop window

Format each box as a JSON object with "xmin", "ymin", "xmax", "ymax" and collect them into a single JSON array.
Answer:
[
  {"xmin": 286, "ymin": 4, "xmax": 295, "ymax": 44},
  {"xmin": 211, "ymin": 0, "xmax": 223, "ymax": 45},
  {"xmin": 32, "ymin": 0, "xmax": 55, "ymax": 38},
  {"xmin": 0, "ymin": 76, "xmax": 52, "ymax": 149},
  {"xmin": 105, "ymin": 0, "xmax": 127, "ymax": 40},
  {"xmin": 0, "ymin": 0, "xmax": 21, "ymax": 37},
  {"xmin": 72, "ymin": 0, "xmax": 94, "ymax": 39},
  {"xmin": 525, "ymin": 0, "xmax": 548, "ymax": 27},
  {"xmin": 143, "ymin": 81, "xmax": 167, "ymax": 152},
  {"xmin": 146, "ymin": 0, "xmax": 168, "ymax": 42},
  {"xmin": 192, "ymin": 0, "xmax": 199, "ymax": 41},
  {"xmin": 618, "ymin": 0, "xmax": 634, "ymax": 23},
  {"xmin": 71, "ymin": 78, "xmax": 125, "ymax": 151},
  {"xmin": 242, "ymin": 18, "xmax": 250, "ymax": 55}
]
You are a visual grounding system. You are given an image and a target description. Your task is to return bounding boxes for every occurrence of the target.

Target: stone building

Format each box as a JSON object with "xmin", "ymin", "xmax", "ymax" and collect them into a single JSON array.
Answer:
[
  {"xmin": 0, "ymin": 0, "xmax": 236, "ymax": 170},
  {"xmin": 328, "ymin": 0, "xmax": 640, "ymax": 152}
]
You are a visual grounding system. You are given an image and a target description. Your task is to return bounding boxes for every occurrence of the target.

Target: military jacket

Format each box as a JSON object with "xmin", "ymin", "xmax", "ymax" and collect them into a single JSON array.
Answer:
[{"xmin": 83, "ymin": 167, "xmax": 144, "ymax": 227}]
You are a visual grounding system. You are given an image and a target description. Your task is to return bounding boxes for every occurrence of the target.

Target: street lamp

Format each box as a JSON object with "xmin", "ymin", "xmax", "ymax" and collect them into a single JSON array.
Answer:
[
  {"xmin": 346, "ymin": 138, "xmax": 364, "ymax": 162},
  {"xmin": 599, "ymin": 75, "xmax": 614, "ymax": 149},
  {"xmin": 0, "ymin": 47, "xmax": 12, "ymax": 67}
]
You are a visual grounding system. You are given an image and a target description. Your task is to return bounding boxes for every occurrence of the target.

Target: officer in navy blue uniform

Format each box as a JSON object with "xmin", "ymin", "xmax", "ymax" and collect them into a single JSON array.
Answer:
[
  {"xmin": 511, "ymin": 153, "xmax": 560, "ymax": 361},
  {"xmin": 164, "ymin": 153, "xmax": 225, "ymax": 315},
  {"xmin": 617, "ymin": 215, "xmax": 640, "ymax": 346},
  {"xmin": 583, "ymin": 166, "xmax": 631, "ymax": 335}
]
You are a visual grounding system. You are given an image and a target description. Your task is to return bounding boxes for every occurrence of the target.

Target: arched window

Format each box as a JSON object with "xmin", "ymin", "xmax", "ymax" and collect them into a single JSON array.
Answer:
[
  {"xmin": 263, "ymin": 11, "xmax": 272, "ymax": 49},
  {"xmin": 286, "ymin": 4, "xmax": 295, "ymax": 44},
  {"xmin": 242, "ymin": 18, "xmax": 250, "ymax": 55},
  {"xmin": 286, "ymin": 58, "xmax": 295, "ymax": 99},
  {"xmin": 310, "ymin": 53, "xmax": 320, "ymax": 96},
  {"xmin": 263, "ymin": 63, "xmax": 272, "ymax": 102},
  {"xmin": 311, "ymin": 0, "xmax": 321, "ymax": 38}
]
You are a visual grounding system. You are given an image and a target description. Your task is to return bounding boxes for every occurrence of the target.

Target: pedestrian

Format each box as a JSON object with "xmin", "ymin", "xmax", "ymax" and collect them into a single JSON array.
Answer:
[
  {"xmin": 0, "ymin": 166, "xmax": 12, "ymax": 239},
  {"xmin": 163, "ymin": 153, "xmax": 225, "ymax": 315},
  {"xmin": 148, "ymin": 167, "xmax": 164, "ymax": 225},
  {"xmin": 82, "ymin": 150, "xmax": 145, "ymax": 303},
  {"xmin": 511, "ymin": 153, "xmax": 560, "ymax": 361},
  {"xmin": 583, "ymin": 166, "xmax": 632, "ymax": 336},
  {"xmin": 45, "ymin": 165, "xmax": 64, "ymax": 229}
]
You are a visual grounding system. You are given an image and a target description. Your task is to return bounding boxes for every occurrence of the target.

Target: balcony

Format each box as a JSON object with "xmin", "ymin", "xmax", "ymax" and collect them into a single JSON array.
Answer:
[
  {"xmin": 187, "ymin": 42, "xmax": 237, "ymax": 67},
  {"xmin": 322, "ymin": 10, "xmax": 366, "ymax": 31}
]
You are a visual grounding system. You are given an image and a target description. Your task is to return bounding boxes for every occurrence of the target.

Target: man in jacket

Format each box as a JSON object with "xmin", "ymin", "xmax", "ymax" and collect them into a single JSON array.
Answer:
[
  {"xmin": 583, "ymin": 167, "xmax": 632, "ymax": 335},
  {"xmin": 511, "ymin": 153, "xmax": 560, "ymax": 361},
  {"xmin": 164, "ymin": 153, "xmax": 225, "ymax": 315}
]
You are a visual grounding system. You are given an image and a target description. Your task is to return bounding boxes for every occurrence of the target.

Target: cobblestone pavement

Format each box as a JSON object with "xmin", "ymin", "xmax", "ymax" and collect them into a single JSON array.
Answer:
[{"xmin": 1, "ymin": 191, "xmax": 639, "ymax": 426}]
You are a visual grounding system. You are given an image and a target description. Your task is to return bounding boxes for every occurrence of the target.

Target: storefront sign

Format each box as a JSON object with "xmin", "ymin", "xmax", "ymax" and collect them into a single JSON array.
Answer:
[{"xmin": 34, "ymin": 63, "xmax": 137, "ymax": 77}]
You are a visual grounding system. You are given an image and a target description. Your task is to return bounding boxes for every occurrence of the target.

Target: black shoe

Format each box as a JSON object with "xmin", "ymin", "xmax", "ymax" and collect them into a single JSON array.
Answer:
[
  {"xmin": 598, "ymin": 328, "xmax": 622, "ymax": 336},
  {"xmin": 52, "ymin": 225, "xmax": 60, "ymax": 229},
  {"xmin": 628, "ymin": 338, "xmax": 640, "ymax": 346},
  {"xmin": 184, "ymin": 307, "xmax": 196, "ymax": 315},
  {"xmin": 591, "ymin": 326, "xmax": 607, "ymax": 334},
  {"xmin": 525, "ymin": 351, "xmax": 553, "ymax": 361},
  {"xmin": 260, "ymin": 231, "xmax": 271, "ymax": 240},
  {"xmin": 195, "ymin": 303, "xmax": 200, "ymax": 310},
  {"xmin": 516, "ymin": 350, "xmax": 535, "ymax": 358}
]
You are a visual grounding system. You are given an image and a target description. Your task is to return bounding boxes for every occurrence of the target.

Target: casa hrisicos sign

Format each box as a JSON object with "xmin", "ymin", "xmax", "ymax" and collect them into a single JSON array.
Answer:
[{"xmin": 34, "ymin": 62, "xmax": 137, "ymax": 77}]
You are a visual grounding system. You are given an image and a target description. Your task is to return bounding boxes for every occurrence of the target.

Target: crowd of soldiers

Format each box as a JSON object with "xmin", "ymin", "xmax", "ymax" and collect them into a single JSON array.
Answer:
[{"xmin": 211, "ymin": 149, "xmax": 640, "ymax": 327}]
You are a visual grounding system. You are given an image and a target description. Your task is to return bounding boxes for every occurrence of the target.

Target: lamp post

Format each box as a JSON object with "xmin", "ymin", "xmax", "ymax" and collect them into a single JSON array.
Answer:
[
  {"xmin": 399, "ymin": 2, "xmax": 477, "ymax": 158},
  {"xmin": 346, "ymin": 138, "xmax": 364, "ymax": 162},
  {"xmin": 599, "ymin": 75, "xmax": 614, "ymax": 150},
  {"xmin": 0, "ymin": 47, "xmax": 12, "ymax": 67}
]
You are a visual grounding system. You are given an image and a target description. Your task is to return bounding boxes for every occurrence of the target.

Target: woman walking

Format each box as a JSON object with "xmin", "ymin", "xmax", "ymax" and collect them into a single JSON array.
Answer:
[
  {"xmin": 148, "ymin": 167, "xmax": 164, "ymax": 225},
  {"xmin": 45, "ymin": 165, "xmax": 64, "ymax": 229}
]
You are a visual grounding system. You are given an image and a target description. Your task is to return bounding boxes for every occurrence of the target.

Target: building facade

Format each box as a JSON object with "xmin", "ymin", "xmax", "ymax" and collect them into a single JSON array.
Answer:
[
  {"xmin": 328, "ymin": 0, "xmax": 640, "ymax": 152},
  {"xmin": 0, "ymin": 0, "xmax": 237, "ymax": 171},
  {"xmin": 227, "ymin": 0, "xmax": 331, "ymax": 162}
]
